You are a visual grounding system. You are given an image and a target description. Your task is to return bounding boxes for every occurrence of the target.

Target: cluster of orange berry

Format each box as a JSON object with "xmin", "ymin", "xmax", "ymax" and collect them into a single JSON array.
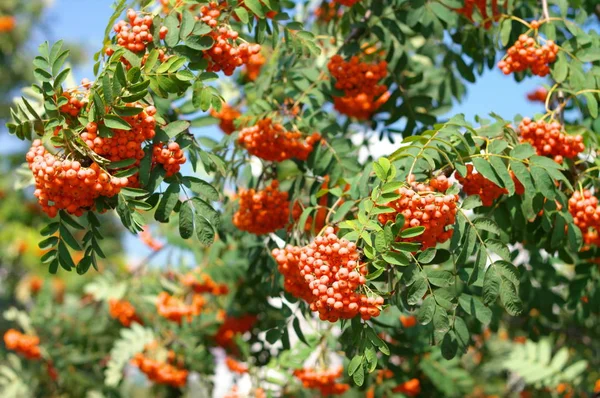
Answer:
[
  {"xmin": 519, "ymin": 118, "xmax": 584, "ymax": 164},
  {"xmin": 109, "ymin": 299, "xmax": 142, "ymax": 327},
  {"xmin": 156, "ymin": 292, "xmax": 205, "ymax": 323},
  {"xmin": 3, "ymin": 329, "xmax": 41, "ymax": 359},
  {"xmin": 238, "ymin": 119, "xmax": 321, "ymax": 162},
  {"xmin": 294, "ymin": 367, "xmax": 350, "ymax": 396},
  {"xmin": 244, "ymin": 52, "xmax": 265, "ymax": 81},
  {"xmin": 27, "ymin": 141, "xmax": 127, "ymax": 217},
  {"xmin": 315, "ymin": 2, "xmax": 339, "ymax": 23},
  {"xmin": 498, "ymin": 34, "xmax": 558, "ymax": 76},
  {"xmin": 568, "ymin": 190, "xmax": 600, "ymax": 246},
  {"xmin": 59, "ymin": 90, "xmax": 87, "ymax": 117},
  {"xmin": 152, "ymin": 142, "xmax": 186, "ymax": 177},
  {"xmin": 392, "ymin": 378, "xmax": 421, "ymax": 396},
  {"xmin": 333, "ymin": 0, "xmax": 360, "ymax": 6},
  {"xmin": 225, "ymin": 356, "xmax": 248, "ymax": 374},
  {"xmin": 110, "ymin": 9, "xmax": 167, "ymax": 53},
  {"xmin": 214, "ymin": 314, "xmax": 257, "ymax": 348},
  {"xmin": 198, "ymin": 3, "xmax": 262, "ymax": 76},
  {"xmin": 211, "ymin": 104, "xmax": 241, "ymax": 135},
  {"xmin": 132, "ymin": 352, "xmax": 188, "ymax": 387},
  {"xmin": 272, "ymin": 227, "xmax": 383, "ymax": 322},
  {"xmin": 455, "ymin": 164, "xmax": 524, "ymax": 207},
  {"xmin": 139, "ymin": 226, "xmax": 164, "ymax": 251},
  {"xmin": 526, "ymin": 87, "xmax": 548, "ymax": 103},
  {"xmin": 327, "ymin": 55, "xmax": 390, "ymax": 119},
  {"xmin": 400, "ymin": 314, "xmax": 417, "ymax": 328},
  {"xmin": 378, "ymin": 176, "xmax": 458, "ymax": 249},
  {"xmin": 233, "ymin": 181, "xmax": 290, "ymax": 235},
  {"xmin": 0, "ymin": 15, "xmax": 16, "ymax": 32},
  {"xmin": 180, "ymin": 273, "xmax": 229, "ymax": 295},
  {"xmin": 454, "ymin": 0, "xmax": 501, "ymax": 28}
]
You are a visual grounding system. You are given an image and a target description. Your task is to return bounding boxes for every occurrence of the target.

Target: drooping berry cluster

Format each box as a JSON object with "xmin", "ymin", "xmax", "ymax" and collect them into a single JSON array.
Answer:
[
  {"xmin": 156, "ymin": 292, "xmax": 205, "ymax": 323},
  {"xmin": 272, "ymin": 227, "xmax": 383, "ymax": 322},
  {"xmin": 238, "ymin": 119, "xmax": 321, "ymax": 162},
  {"xmin": 214, "ymin": 314, "xmax": 257, "ymax": 348},
  {"xmin": 233, "ymin": 181, "xmax": 291, "ymax": 235},
  {"xmin": 152, "ymin": 142, "xmax": 186, "ymax": 177},
  {"xmin": 180, "ymin": 273, "xmax": 229, "ymax": 295},
  {"xmin": 225, "ymin": 357, "xmax": 248, "ymax": 374},
  {"xmin": 109, "ymin": 299, "xmax": 142, "ymax": 327},
  {"xmin": 294, "ymin": 367, "xmax": 351, "ymax": 396},
  {"xmin": 498, "ymin": 34, "xmax": 558, "ymax": 76},
  {"xmin": 244, "ymin": 52, "xmax": 265, "ymax": 81},
  {"xmin": 139, "ymin": 226, "xmax": 164, "ymax": 251},
  {"xmin": 392, "ymin": 378, "xmax": 421, "ymax": 396},
  {"xmin": 211, "ymin": 104, "xmax": 241, "ymax": 135},
  {"xmin": 378, "ymin": 176, "xmax": 458, "ymax": 249},
  {"xmin": 333, "ymin": 0, "xmax": 360, "ymax": 6},
  {"xmin": 526, "ymin": 87, "xmax": 548, "ymax": 103},
  {"xmin": 198, "ymin": 3, "xmax": 262, "ymax": 76},
  {"xmin": 3, "ymin": 329, "xmax": 41, "ymax": 359},
  {"xmin": 132, "ymin": 353, "xmax": 188, "ymax": 387},
  {"xmin": 327, "ymin": 55, "xmax": 390, "ymax": 119},
  {"xmin": 111, "ymin": 9, "xmax": 167, "ymax": 53},
  {"xmin": 315, "ymin": 2, "xmax": 340, "ymax": 23},
  {"xmin": 26, "ymin": 141, "xmax": 127, "ymax": 217},
  {"xmin": 519, "ymin": 118, "xmax": 584, "ymax": 164},
  {"xmin": 568, "ymin": 190, "xmax": 600, "ymax": 247},
  {"xmin": 455, "ymin": 0, "xmax": 501, "ymax": 28},
  {"xmin": 455, "ymin": 165, "xmax": 525, "ymax": 207}
]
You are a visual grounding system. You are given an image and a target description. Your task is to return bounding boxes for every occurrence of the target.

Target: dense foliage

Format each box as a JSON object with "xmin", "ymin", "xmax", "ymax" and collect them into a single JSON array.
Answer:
[{"xmin": 2, "ymin": 0, "xmax": 600, "ymax": 396}]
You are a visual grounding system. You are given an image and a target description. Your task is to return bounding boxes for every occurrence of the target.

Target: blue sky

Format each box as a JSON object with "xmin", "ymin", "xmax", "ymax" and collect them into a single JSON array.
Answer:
[{"xmin": 2, "ymin": 0, "xmax": 545, "ymax": 263}]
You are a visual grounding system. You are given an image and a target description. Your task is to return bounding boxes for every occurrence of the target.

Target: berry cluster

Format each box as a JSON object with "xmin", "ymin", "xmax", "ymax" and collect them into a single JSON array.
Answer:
[
  {"xmin": 238, "ymin": 119, "xmax": 321, "ymax": 162},
  {"xmin": 526, "ymin": 87, "xmax": 548, "ymax": 103},
  {"xmin": 455, "ymin": 0, "xmax": 501, "ymax": 28},
  {"xmin": 112, "ymin": 9, "xmax": 167, "ymax": 53},
  {"xmin": 211, "ymin": 104, "xmax": 241, "ymax": 135},
  {"xmin": 333, "ymin": 0, "xmax": 360, "ymax": 6},
  {"xmin": 225, "ymin": 357, "xmax": 248, "ymax": 374},
  {"xmin": 131, "ymin": 353, "xmax": 188, "ymax": 387},
  {"xmin": 82, "ymin": 104, "xmax": 157, "ymax": 173},
  {"xmin": 327, "ymin": 55, "xmax": 390, "ymax": 119},
  {"xmin": 152, "ymin": 142, "xmax": 186, "ymax": 177},
  {"xmin": 0, "ymin": 15, "xmax": 16, "ymax": 32},
  {"xmin": 498, "ymin": 34, "xmax": 558, "ymax": 76},
  {"xmin": 27, "ymin": 141, "xmax": 127, "ymax": 217},
  {"xmin": 568, "ymin": 190, "xmax": 600, "ymax": 247},
  {"xmin": 455, "ymin": 165, "xmax": 525, "ymax": 207},
  {"xmin": 392, "ymin": 378, "xmax": 421, "ymax": 396},
  {"xmin": 233, "ymin": 181, "xmax": 291, "ymax": 235},
  {"xmin": 378, "ymin": 176, "xmax": 458, "ymax": 249},
  {"xmin": 59, "ymin": 90, "xmax": 87, "ymax": 117},
  {"xmin": 214, "ymin": 314, "xmax": 257, "ymax": 348},
  {"xmin": 519, "ymin": 118, "xmax": 584, "ymax": 163},
  {"xmin": 400, "ymin": 314, "xmax": 417, "ymax": 328},
  {"xmin": 3, "ymin": 329, "xmax": 41, "ymax": 359},
  {"xmin": 244, "ymin": 52, "xmax": 265, "ymax": 81},
  {"xmin": 109, "ymin": 299, "xmax": 142, "ymax": 327},
  {"xmin": 139, "ymin": 226, "xmax": 164, "ymax": 251},
  {"xmin": 272, "ymin": 227, "xmax": 383, "ymax": 322},
  {"xmin": 315, "ymin": 2, "xmax": 339, "ymax": 23},
  {"xmin": 198, "ymin": 3, "xmax": 262, "ymax": 76},
  {"xmin": 294, "ymin": 367, "xmax": 350, "ymax": 396},
  {"xmin": 156, "ymin": 292, "xmax": 205, "ymax": 323},
  {"xmin": 180, "ymin": 273, "xmax": 229, "ymax": 295}
]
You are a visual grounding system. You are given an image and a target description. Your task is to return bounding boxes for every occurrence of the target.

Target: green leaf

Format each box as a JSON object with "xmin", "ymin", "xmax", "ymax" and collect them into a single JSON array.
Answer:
[
  {"xmin": 195, "ymin": 214, "xmax": 215, "ymax": 246},
  {"xmin": 461, "ymin": 195, "xmax": 482, "ymax": 210},
  {"xmin": 551, "ymin": 52, "xmax": 568, "ymax": 83},
  {"xmin": 163, "ymin": 120, "xmax": 190, "ymax": 137},
  {"xmin": 382, "ymin": 251, "xmax": 410, "ymax": 266},
  {"xmin": 348, "ymin": 355, "xmax": 363, "ymax": 376},
  {"xmin": 433, "ymin": 307, "xmax": 450, "ymax": 334},
  {"xmin": 417, "ymin": 295, "xmax": 435, "ymax": 325},
  {"xmin": 500, "ymin": 19, "xmax": 512, "ymax": 47},
  {"xmin": 407, "ymin": 276, "xmax": 427, "ymax": 305},
  {"xmin": 179, "ymin": 200, "xmax": 194, "ymax": 239},
  {"xmin": 235, "ymin": 7, "xmax": 250, "ymax": 24},
  {"xmin": 179, "ymin": 9, "xmax": 195, "ymax": 39},
  {"xmin": 583, "ymin": 92, "xmax": 598, "ymax": 118},
  {"xmin": 458, "ymin": 294, "xmax": 492, "ymax": 324},
  {"xmin": 104, "ymin": 115, "xmax": 132, "ymax": 130},
  {"xmin": 441, "ymin": 332, "xmax": 458, "ymax": 360},
  {"xmin": 244, "ymin": 0, "xmax": 265, "ymax": 18},
  {"xmin": 400, "ymin": 226, "xmax": 425, "ymax": 238},
  {"xmin": 155, "ymin": 183, "xmax": 180, "ymax": 222},
  {"xmin": 510, "ymin": 144, "xmax": 536, "ymax": 160},
  {"xmin": 352, "ymin": 364, "xmax": 365, "ymax": 386},
  {"xmin": 59, "ymin": 224, "xmax": 82, "ymax": 251},
  {"xmin": 164, "ymin": 12, "xmax": 181, "ymax": 47},
  {"xmin": 426, "ymin": 270, "xmax": 453, "ymax": 287},
  {"xmin": 185, "ymin": 35, "xmax": 215, "ymax": 51},
  {"xmin": 472, "ymin": 157, "xmax": 503, "ymax": 187},
  {"xmin": 182, "ymin": 177, "xmax": 219, "ymax": 201}
]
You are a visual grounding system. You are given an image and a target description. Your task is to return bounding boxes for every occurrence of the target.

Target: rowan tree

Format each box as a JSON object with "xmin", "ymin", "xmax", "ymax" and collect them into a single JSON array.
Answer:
[{"xmin": 2, "ymin": 0, "xmax": 600, "ymax": 396}]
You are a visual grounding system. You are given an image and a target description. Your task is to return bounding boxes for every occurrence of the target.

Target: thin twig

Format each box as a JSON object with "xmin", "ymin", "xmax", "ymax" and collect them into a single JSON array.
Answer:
[{"xmin": 541, "ymin": 0, "xmax": 550, "ymax": 21}]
